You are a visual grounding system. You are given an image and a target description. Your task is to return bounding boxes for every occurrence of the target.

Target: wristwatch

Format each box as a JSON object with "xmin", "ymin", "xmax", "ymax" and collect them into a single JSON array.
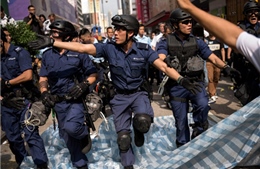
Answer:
[{"xmin": 5, "ymin": 80, "xmax": 11, "ymax": 88}]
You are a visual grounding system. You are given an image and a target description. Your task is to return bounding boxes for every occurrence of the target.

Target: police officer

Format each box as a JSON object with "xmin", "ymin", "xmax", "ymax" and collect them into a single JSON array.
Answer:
[
  {"xmin": 156, "ymin": 8, "xmax": 240, "ymax": 147},
  {"xmin": 29, "ymin": 14, "xmax": 204, "ymax": 169},
  {"xmin": 0, "ymin": 29, "xmax": 48, "ymax": 169},
  {"xmin": 38, "ymin": 20, "xmax": 97, "ymax": 169},
  {"xmin": 232, "ymin": 0, "xmax": 260, "ymax": 105}
]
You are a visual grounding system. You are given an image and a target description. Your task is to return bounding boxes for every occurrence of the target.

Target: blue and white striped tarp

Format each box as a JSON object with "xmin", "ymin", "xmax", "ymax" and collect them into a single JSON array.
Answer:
[{"xmin": 20, "ymin": 97, "xmax": 260, "ymax": 169}]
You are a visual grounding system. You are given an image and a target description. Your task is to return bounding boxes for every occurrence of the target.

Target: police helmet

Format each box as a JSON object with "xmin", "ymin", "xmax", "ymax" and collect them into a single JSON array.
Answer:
[
  {"xmin": 49, "ymin": 20, "xmax": 76, "ymax": 41},
  {"xmin": 1, "ymin": 28, "xmax": 7, "ymax": 42},
  {"xmin": 243, "ymin": 0, "xmax": 260, "ymax": 15},
  {"xmin": 111, "ymin": 15, "xmax": 139, "ymax": 35},
  {"xmin": 170, "ymin": 8, "xmax": 191, "ymax": 24}
]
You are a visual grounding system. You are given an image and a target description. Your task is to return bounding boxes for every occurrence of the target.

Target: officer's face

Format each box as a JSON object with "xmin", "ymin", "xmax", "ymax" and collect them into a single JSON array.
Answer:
[
  {"xmin": 80, "ymin": 33, "xmax": 92, "ymax": 44},
  {"xmin": 3, "ymin": 30, "xmax": 11, "ymax": 43},
  {"xmin": 50, "ymin": 29, "xmax": 62, "ymax": 41},
  {"xmin": 178, "ymin": 18, "xmax": 193, "ymax": 35},
  {"xmin": 114, "ymin": 26, "xmax": 131, "ymax": 44},
  {"xmin": 246, "ymin": 9, "xmax": 259, "ymax": 25}
]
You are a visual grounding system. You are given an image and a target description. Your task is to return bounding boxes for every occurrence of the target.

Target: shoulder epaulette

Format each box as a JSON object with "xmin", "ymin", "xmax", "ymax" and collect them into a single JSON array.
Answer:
[
  {"xmin": 14, "ymin": 47, "xmax": 22, "ymax": 53},
  {"xmin": 136, "ymin": 42, "xmax": 149, "ymax": 50}
]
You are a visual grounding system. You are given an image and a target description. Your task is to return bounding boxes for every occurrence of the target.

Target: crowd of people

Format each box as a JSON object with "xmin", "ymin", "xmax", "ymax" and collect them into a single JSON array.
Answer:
[{"xmin": 1, "ymin": 0, "xmax": 260, "ymax": 168}]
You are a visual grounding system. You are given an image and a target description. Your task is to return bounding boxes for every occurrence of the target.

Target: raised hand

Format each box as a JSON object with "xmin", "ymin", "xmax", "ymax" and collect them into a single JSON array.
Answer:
[
  {"xmin": 28, "ymin": 34, "xmax": 54, "ymax": 50},
  {"xmin": 176, "ymin": 0, "xmax": 193, "ymax": 10}
]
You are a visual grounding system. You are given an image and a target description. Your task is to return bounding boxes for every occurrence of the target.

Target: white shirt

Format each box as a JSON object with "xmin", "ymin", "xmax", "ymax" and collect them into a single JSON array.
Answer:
[
  {"xmin": 43, "ymin": 19, "xmax": 52, "ymax": 35},
  {"xmin": 236, "ymin": 31, "xmax": 260, "ymax": 72},
  {"xmin": 151, "ymin": 32, "xmax": 163, "ymax": 49},
  {"xmin": 135, "ymin": 34, "xmax": 151, "ymax": 45},
  {"xmin": 0, "ymin": 14, "xmax": 16, "ymax": 27}
]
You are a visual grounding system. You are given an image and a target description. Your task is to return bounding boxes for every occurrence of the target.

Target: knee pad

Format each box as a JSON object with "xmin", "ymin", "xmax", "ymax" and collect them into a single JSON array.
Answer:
[
  {"xmin": 117, "ymin": 131, "xmax": 131, "ymax": 153},
  {"xmin": 133, "ymin": 114, "xmax": 151, "ymax": 133}
]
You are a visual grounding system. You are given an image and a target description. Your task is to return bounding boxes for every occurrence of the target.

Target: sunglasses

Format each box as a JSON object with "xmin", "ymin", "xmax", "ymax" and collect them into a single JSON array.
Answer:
[
  {"xmin": 246, "ymin": 10, "xmax": 259, "ymax": 16},
  {"xmin": 181, "ymin": 19, "xmax": 193, "ymax": 25}
]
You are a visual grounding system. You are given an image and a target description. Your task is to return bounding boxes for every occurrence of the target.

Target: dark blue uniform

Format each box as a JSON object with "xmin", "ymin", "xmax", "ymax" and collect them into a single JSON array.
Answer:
[
  {"xmin": 40, "ymin": 48, "xmax": 97, "ymax": 168},
  {"xmin": 94, "ymin": 41, "xmax": 158, "ymax": 167},
  {"xmin": 1, "ymin": 44, "xmax": 48, "ymax": 166},
  {"xmin": 157, "ymin": 33, "xmax": 212, "ymax": 146}
]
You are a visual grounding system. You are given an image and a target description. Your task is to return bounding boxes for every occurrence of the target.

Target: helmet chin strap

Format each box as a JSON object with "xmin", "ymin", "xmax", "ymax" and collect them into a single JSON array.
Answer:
[{"xmin": 120, "ymin": 31, "xmax": 133, "ymax": 46}]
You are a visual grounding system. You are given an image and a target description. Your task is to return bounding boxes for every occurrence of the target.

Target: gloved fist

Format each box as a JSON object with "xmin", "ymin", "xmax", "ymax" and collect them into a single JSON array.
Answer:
[
  {"xmin": 1, "ymin": 93, "xmax": 25, "ymax": 110},
  {"xmin": 68, "ymin": 81, "xmax": 90, "ymax": 99},
  {"xmin": 28, "ymin": 34, "xmax": 54, "ymax": 50},
  {"xmin": 41, "ymin": 91, "xmax": 56, "ymax": 108},
  {"xmin": 223, "ymin": 65, "xmax": 241, "ymax": 78},
  {"xmin": 178, "ymin": 76, "xmax": 203, "ymax": 95}
]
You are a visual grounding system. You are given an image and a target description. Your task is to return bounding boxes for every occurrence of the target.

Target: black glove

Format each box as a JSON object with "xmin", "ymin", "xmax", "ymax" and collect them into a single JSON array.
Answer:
[
  {"xmin": 28, "ymin": 34, "xmax": 54, "ymax": 50},
  {"xmin": 1, "ymin": 93, "xmax": 26, "ymax": 110},
  {"xmin": 178, "ymin": 77, "xmax": 203, "ymax": 95},
  {"xmin": 223, "ymin": 65, "xmax": 241, "ymax": 78},
  {"xmin": 41, "ymin": 91, "xmax": 56, "ymax": 108},
  {"xmin": 68, "ymin": 81, "xmax": 90, "ymax": 99}
]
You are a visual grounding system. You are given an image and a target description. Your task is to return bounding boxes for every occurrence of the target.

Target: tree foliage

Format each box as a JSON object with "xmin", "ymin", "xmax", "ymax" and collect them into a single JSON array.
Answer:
[{"xmin": 5, "ymin": 21, "xmax": 38, "ymax": 55}]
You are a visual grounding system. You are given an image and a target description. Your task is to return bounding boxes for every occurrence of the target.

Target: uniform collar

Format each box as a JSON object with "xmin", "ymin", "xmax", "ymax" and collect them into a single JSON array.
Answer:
[
  {"xmin": 6, "ymin": 44, "xmax": 16, "ymax": 57},
  {"xmin": 244, "ymin": 20, "xmax": 260, "ymax": 30}
]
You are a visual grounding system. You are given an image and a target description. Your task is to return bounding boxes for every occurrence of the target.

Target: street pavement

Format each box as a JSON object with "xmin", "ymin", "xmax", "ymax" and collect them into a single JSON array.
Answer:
[{"xmin": 0, "ymin": 76, "xmax": 242, "ymax": 169}]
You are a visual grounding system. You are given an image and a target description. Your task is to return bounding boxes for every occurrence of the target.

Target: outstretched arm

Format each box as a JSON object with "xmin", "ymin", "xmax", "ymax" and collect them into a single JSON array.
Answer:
[
  {"xmin": 28, "ymin": 35, "xmax": 97, "ymax": 56},
  {"xmin": 54, "ymin": 41, "xmax": 97, "ymax": 56},
  {"xmin": 176, "ymin": 0, "xmax": 243, "ymax": 50}
]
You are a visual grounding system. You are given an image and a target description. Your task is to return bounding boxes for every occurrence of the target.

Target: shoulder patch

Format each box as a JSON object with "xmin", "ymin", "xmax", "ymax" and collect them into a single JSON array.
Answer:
[
  {"xmin": 14, "ymin": 47, "xmax": 22, "ymax": 53},
  {"xmin": 136, "ymin": 42, "xmax": 149, "ymax": 50},
  {"xmin": 42, "ymin": 47, "xmax": 52, "ymax": 54}
]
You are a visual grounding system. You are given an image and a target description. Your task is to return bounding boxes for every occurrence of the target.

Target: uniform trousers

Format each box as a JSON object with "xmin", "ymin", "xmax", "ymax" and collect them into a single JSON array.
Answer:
[
  {"xmin": 54, "ymin": 101, "xmax": 89, "ymax": 168},
  {"xmin": 1, "ymin": 99, "xmax": 48, "ymax": 166},
  {"xmin": 167, "ymin": 83, "xmax": 210, "ymax": 145},
  {"xmin": 110, "ymin": 91, "xmax": 154, "ymax": 167}
]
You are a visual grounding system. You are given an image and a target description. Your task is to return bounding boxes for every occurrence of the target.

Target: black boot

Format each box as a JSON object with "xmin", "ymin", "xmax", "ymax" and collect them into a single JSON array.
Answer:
[
  {"xmin": 124, "ymin": 165, "xmax": 134, "ymax": 169},
  {"xmin": 175, "ymin": 141, "xmax": 185, "ymax": 148},
  {"xmin": 37, "ymin": 163, "xmax": 49, "ymax": 169},
  {"xmin": 77, "ymin": 165, "xmax": 88, "ymax": 169},
  {"xmin": 81, "ymin": 134, "xmax": 92, "ymax": 154}
]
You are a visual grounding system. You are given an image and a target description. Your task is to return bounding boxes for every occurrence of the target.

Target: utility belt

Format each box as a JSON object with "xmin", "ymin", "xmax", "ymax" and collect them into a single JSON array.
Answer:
[{"xmin": 115, "ymin": 88, "xmax": 142, "ymax": 95}]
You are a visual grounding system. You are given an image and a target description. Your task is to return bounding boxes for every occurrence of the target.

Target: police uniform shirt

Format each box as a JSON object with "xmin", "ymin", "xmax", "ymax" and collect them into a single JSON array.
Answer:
[
  {"xmin": 0, "ymin": 14, "xmax": 16, "ymax": 27},
  {"xmin": 40, "ymin": 48, "xmax": 97, "ymax": 94},
  {"xmin": 156, "ymin": 33, "xmax": 212, "ymax": 60},
  {"xmin": 1, "ymin": 44, "xmax": 32, "ymax": 80},
  {"xmin": 94, "ymin": 41, "xmax": 159, "ymax": 90},
  {"xmin": 240, "ymin": 21, "xmax": 260, "ymax": 38}
]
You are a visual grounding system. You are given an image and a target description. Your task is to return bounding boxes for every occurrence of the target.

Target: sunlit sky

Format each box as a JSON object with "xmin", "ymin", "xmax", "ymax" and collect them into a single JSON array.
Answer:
[{"xmin": 81, "ymin": 0, "xmax": 119, "ymax": 17}]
